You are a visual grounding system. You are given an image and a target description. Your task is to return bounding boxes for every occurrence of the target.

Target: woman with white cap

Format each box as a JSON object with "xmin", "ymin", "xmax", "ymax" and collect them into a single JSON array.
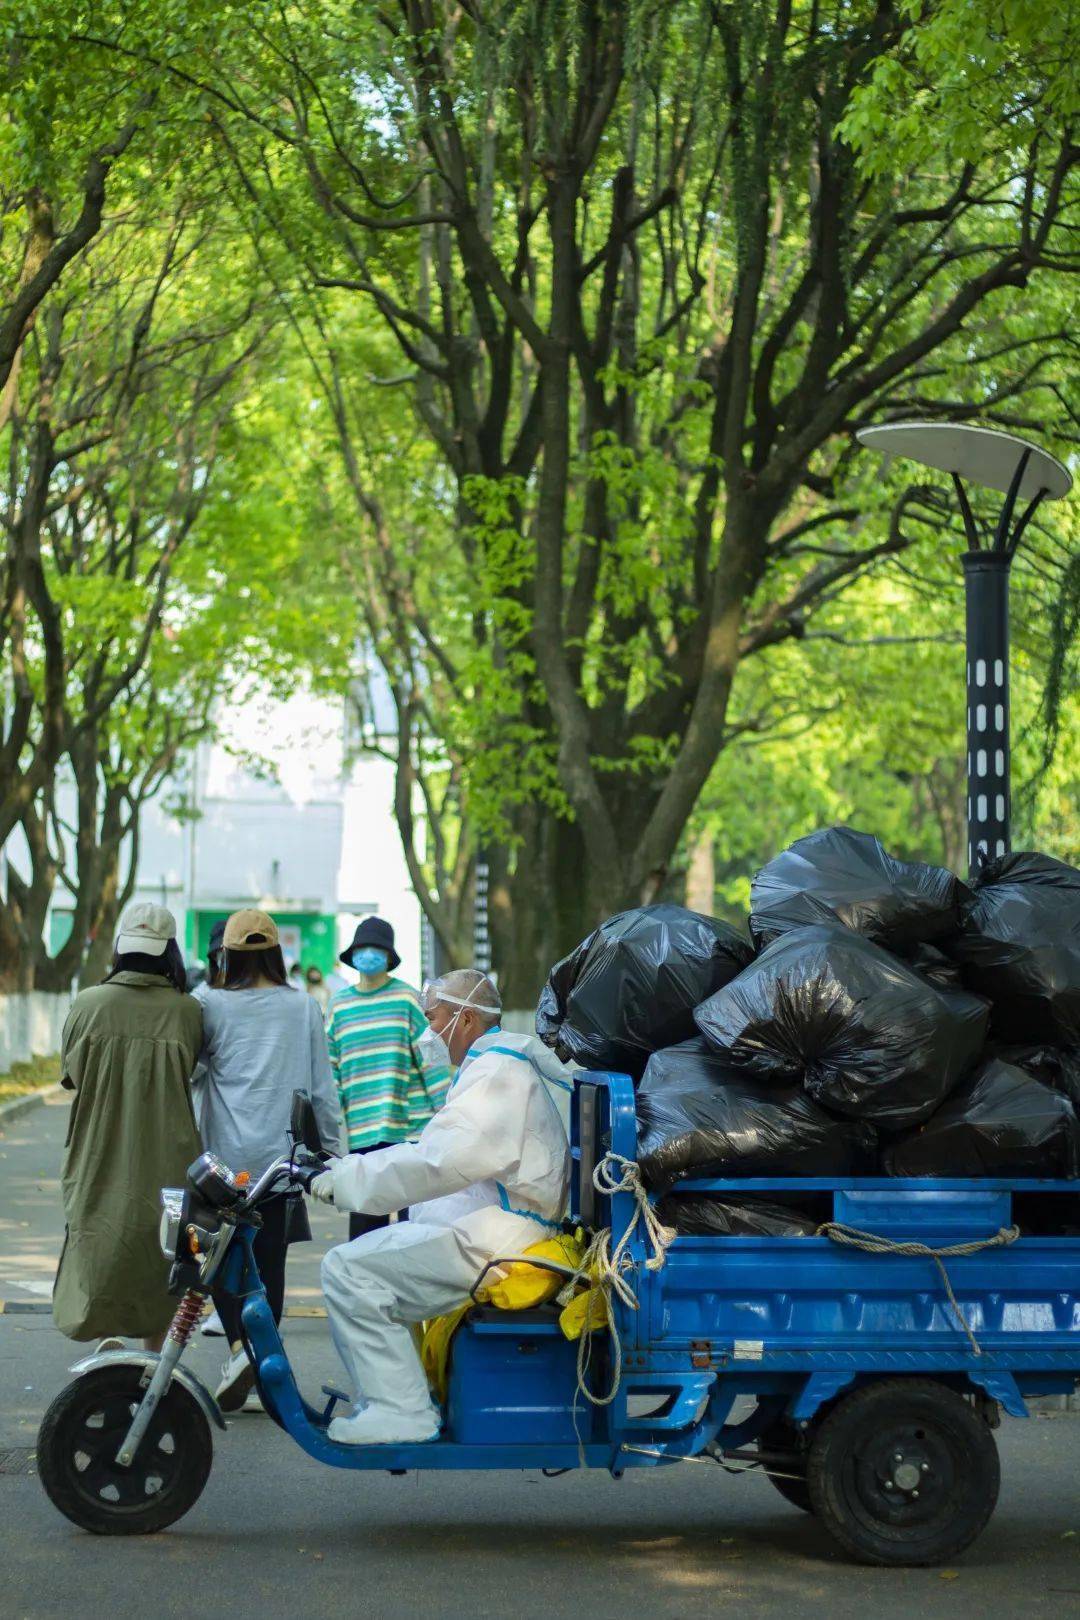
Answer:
[
  {"xmin": 53, "ymin": 904, "xmax": 203, "ymax": 1353},
  {"xmin": 192, "ymin": 908, "xmax": 342, "ymax": 1410}
]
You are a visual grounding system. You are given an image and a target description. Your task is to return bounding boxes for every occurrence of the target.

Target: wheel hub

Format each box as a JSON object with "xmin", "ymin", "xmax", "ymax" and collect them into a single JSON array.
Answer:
[{"xmin": 852, "ymin": 1424, "xmax": 951, "ymax": 1524}]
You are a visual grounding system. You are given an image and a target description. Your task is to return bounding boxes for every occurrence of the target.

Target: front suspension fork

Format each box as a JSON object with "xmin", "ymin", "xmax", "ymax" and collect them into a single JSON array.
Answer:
[{"xmin": 114, "ymin": 1290, "xmax": 206, "ymax": 1467}]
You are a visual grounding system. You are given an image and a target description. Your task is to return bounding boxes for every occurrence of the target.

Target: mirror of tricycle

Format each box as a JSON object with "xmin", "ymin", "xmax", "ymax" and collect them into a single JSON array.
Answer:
[{"xmin": 290, "ymin": 1090, "xmax": 325, "ymax": 1155}]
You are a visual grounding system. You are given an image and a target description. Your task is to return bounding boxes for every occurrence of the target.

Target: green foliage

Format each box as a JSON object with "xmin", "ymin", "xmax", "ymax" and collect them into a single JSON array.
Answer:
[
  {"xmin": 841, "ymin": 1, "xmax": 1080, "ymax": 175},
  {"xmin": 2, "ymin": 1, "xmax": 1077, "ymax": 993}
]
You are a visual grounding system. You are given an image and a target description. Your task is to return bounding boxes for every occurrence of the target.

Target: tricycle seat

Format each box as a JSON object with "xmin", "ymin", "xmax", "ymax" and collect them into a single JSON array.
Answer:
[{"xmin": 466, "ymin": 1303, "xmax": 563, "ymax": 1331}]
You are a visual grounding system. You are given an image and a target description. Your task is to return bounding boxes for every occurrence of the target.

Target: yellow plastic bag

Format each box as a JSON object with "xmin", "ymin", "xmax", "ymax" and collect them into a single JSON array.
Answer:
[
  {"xmin": 421, "ymin": 1231, "xmax": 587, "ymax": 1400},
  {"xmin": 421, "ymin": 1302, "xmax": 472, "ymax": 1401},
  {"xmin": 483, "ymin": 1231, "xmax": 585, "ymax": 1309},
  {"xmin": 558, "ymin": 1283, "xmax": 609, "ymax": 1342}
]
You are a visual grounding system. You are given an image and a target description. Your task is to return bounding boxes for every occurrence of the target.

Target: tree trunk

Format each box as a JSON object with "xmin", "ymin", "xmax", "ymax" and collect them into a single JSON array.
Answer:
[
  {"xmin": 685, "ymin": 826, "xmax": 716, "ymax": 916},
  {"xmin": 490, "ymin": 810, "xmax": 612, "ymax": 1009},
  {"xmin": 0, "ymin": 903, "xmax": 33, "ymax": 993}
]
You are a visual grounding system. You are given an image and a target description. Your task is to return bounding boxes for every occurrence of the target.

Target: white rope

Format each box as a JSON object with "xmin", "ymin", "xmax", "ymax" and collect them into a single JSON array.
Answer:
[{"xmin": 574, "ymin": 1154, "xmax": 675, "ymax": 1408}]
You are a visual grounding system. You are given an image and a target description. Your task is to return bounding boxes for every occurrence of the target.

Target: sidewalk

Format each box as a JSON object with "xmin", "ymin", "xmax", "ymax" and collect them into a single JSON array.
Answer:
[{"xmin": 0, "ymin": 1092, "xmax": 344, "ymax": 1314}]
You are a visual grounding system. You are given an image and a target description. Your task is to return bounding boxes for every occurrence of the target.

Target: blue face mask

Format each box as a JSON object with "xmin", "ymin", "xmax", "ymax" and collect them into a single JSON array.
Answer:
[{"xmin": 353, "ymin": 947, "xmax": 389, "ymax": 975}]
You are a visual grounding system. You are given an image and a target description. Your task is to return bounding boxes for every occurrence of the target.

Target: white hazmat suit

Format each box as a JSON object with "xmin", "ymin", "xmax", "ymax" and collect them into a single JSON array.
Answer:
[{"xmin": 313, "ymin": 1026, "xmax": 572, "ymax": 1441}]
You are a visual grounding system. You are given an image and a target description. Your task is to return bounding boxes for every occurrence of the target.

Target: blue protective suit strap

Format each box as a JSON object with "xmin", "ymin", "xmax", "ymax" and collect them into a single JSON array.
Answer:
[
  {"xmin": 536, "ymin": 1070, "xmax": 574, "ymax": 1094},
  {"xmin": 495, "ymin": 1182, "xmax": 561, "ymax": 1231},
  {"xmin": 484, "ymin": 1042, "xmax": 574, "ymax": 1093},
  {"xmin": 450, "ymin": 1027, "xmax": 503, "ymax": 1091}
]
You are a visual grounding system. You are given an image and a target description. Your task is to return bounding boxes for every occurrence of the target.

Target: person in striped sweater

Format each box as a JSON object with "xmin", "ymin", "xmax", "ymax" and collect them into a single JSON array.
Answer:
[{"xmin": 326, "ymin": 918, "xmax": 451, "ymax": 1240}]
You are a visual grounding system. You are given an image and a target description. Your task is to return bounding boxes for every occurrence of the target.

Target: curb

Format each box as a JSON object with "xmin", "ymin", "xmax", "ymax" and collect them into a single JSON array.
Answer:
[
  {"xmin": 1030, "ymin": 1393, "xmax": 1080, "ymax": 1414},
  {"xmin": 0, "ymin": 1083, "xmax": 64, "ymax": 1126}
]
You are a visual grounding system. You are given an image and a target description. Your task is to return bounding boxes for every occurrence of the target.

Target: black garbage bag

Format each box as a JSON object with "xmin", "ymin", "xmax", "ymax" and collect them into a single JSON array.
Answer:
[
  {"xmin": 636, "ymin": 1038, "xmax": 877, "ymax": 1191},
  {"xmin": 535, "ymin": 904, "xmax": 751, "ymax": 1079},
  {"xmin": 990, "ymin": 1043, "xmax": 1080, "ymax": 1111},
  {"xmin": 883, "ymin": 1058, "xmax": 1080, "ymax": 1179},
  {"xmin": 750, "ymin": 826, "xmax": 969, "ymax": 951},
  {"xmin": 909, "ymin": 942, "xmax": 965, "ymax": 992},
  {"xmin": 695, "ymin": 925, "xmax": 989, "ymax": 1129},
  {"xmin": 655, "ymin": 1193, "xmax": 818, "ymax": 1237},
  {"xmin": 947, "ymin": 852, "xmax": 1080, "ymax": 1047}
]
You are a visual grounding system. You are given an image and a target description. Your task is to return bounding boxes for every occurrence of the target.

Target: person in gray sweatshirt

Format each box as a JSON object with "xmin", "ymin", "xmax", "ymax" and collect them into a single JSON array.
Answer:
[{"xmin": 192, "ymin": 908, "xmax": 341, "ymax": 1410}]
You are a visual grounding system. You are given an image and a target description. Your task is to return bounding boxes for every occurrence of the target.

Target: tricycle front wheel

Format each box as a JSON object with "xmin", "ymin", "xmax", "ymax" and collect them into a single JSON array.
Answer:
[
  {"xmin": 806, "ymin": 1378, "xmax": 999, "ymax": 1566},
  {"xmin": 38, "ymin": 1365, "xmax": 213, "ymax": 1535}
]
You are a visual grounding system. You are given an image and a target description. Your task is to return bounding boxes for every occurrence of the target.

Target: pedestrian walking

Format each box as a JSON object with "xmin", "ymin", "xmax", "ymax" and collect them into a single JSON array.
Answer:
[
  {"xmin": 326, "ymin": 918, "xmax": 451, "ymax": 1240},
  {"xmin": 206, "ymin": 918, "xmax": 226, "ymax": 986},
  {"xmin": 195, "ymin": 918, "xmax": 230, "ymax": 1341},
  {"xmin": 192, "ymin": 908, "xmax": 342, "ymax": 1411},
  {"xmin": 305, "ymin": 964, "xmax": 330, "ymax": 1013},
  {"xmin": 53, "ymin": 904, "xmax": 202, "ymax": 1352}
]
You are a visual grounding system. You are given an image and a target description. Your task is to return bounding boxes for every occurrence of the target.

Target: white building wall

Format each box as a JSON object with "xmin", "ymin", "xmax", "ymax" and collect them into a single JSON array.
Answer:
[
  {"xmin": 336, "ymin": 756, "xmax": 423, "ymax": 988},
  {"xmin": 27, "ymin": 686, "xmax": 423, "ymax": 979}
]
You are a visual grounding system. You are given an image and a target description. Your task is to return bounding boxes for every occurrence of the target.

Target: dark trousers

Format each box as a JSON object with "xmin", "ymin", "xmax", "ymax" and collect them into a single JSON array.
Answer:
[
  {"xmin": 347, "ymin": 1142, "xmax": 410, "ymax": 1241},
  {"xmin": 213, "ymin": 1192, "xmax": 289, "ymax": 1349}
]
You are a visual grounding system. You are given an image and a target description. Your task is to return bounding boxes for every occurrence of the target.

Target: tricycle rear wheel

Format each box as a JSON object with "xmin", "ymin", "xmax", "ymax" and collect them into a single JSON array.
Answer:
[
  {"xmin": 806, "ymin": 1378, "xmax": 999, "ymax": 1566},
  {"xmin": 757, "ymin": 1418, "xmax": 814, "ymax": 1514}
]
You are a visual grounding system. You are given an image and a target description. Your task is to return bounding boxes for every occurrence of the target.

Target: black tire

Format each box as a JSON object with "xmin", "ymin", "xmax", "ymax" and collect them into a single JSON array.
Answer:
[
  {"xmin": 806, "ymin": 1379, "xmax": 1000, "ymax": 1567},
  {"xmin": 758, "ymin": 1419, "xmax": 814, "ymax": 1514},
  {"xmin": 38, "ymin": 1365, "xmax": 213, "ymax": 1535}
]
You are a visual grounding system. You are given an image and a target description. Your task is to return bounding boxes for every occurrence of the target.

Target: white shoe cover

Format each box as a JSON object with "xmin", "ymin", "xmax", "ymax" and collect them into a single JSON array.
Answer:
[{"xmin": 327, "ymin": 1403, "xmax": 440, "ymax": 1446}]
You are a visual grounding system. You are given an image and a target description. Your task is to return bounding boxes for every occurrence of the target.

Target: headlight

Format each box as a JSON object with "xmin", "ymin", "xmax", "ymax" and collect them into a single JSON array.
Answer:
[
  {"xmin": 159, "ymin": 1188, "xmax": 185, "ymax": 1258},
  {"xmin": 187, "ymin": 1151, "xmax": 246, "ymax": 1208}
]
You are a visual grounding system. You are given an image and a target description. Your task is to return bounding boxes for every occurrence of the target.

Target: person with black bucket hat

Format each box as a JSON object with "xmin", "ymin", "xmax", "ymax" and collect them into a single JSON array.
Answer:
[{"xmin": 326, "ymin": 917, "xmax": 451, "ymax": 1241}]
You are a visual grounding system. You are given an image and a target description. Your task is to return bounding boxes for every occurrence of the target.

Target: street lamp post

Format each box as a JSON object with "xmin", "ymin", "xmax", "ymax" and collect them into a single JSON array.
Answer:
[{"xmin": 855, "ymin": 422, "xmax": 1072, "ymax": 875}]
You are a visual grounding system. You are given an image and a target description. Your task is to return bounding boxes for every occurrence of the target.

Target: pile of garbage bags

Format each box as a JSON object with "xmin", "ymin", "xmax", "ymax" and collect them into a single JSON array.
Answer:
[{"xmin": 536, "ymin": 827, "xmax": 1080, "ymax": 1190}]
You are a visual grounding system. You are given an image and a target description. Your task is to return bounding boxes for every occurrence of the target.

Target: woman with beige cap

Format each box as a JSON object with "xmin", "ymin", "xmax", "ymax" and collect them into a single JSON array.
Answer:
[
  {"xmin": 192, "ymin": 908, "xmax": 341, "ymax": 1411},
  {"xmin": 53, "ymin": 904, "xmax": 203, "ymax": 1352}
]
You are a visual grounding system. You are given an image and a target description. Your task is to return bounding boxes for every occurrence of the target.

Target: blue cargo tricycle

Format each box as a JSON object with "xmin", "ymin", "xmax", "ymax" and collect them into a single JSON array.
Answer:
[{"xmin": 38, "ymin": 1073, "xmax": 1080, "ymax": 1565}]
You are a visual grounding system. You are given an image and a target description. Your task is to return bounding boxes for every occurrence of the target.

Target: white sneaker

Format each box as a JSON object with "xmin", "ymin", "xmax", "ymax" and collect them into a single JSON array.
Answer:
[
  {"xmin": 215, "ymin": 1345, "xmax": 256, "ymax": 1413},
  {"xmin": 327, "ymin": 1403, "xmax": 440, "ymax": 1446},
  {"xmin": 241, "ymin": 1388, "xmax": 265, "ymax": 1413},
  {"xmin": 200, "ymin": 1310, "xmax": 226, "ymax": 1337},
  {"xmin": 94, "ymin": 1337, "xmax": 126, "ymax": 1355}
]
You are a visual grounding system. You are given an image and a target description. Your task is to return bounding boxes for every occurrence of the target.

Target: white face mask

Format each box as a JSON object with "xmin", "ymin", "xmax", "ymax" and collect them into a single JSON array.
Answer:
[{"xmin": 416, "ymin": 1025, "xmax": 452, "ymax": 1070}]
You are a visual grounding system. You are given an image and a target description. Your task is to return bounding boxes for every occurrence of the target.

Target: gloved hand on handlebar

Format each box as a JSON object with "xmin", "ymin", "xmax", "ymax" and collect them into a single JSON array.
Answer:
[
  {"xmin": 299, "ymin": 1169, "xmax": 335, "ymax": 1201},
  {"xmin": 292, "ymin": 1152, "xmax": 335, "ymax": 1202}
]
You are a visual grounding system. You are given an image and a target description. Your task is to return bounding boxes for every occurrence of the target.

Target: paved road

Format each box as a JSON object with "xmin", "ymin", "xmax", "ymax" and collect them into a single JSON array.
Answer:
[{"xmin": 2, "ymin": 1098, "xmax": 1079, "ymax": 1619}]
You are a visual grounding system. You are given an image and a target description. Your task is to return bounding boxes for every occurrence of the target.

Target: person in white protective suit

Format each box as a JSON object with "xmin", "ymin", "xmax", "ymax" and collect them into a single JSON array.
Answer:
[{"xmin": 301, "ymin": 967, "xmax": 572, "ymax": 1445}]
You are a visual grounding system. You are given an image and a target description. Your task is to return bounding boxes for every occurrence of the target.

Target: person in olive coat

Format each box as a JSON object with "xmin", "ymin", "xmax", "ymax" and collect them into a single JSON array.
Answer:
[{"xmin": 53, "ymin": 904, "xmax": 203, "ymax": 1350}]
